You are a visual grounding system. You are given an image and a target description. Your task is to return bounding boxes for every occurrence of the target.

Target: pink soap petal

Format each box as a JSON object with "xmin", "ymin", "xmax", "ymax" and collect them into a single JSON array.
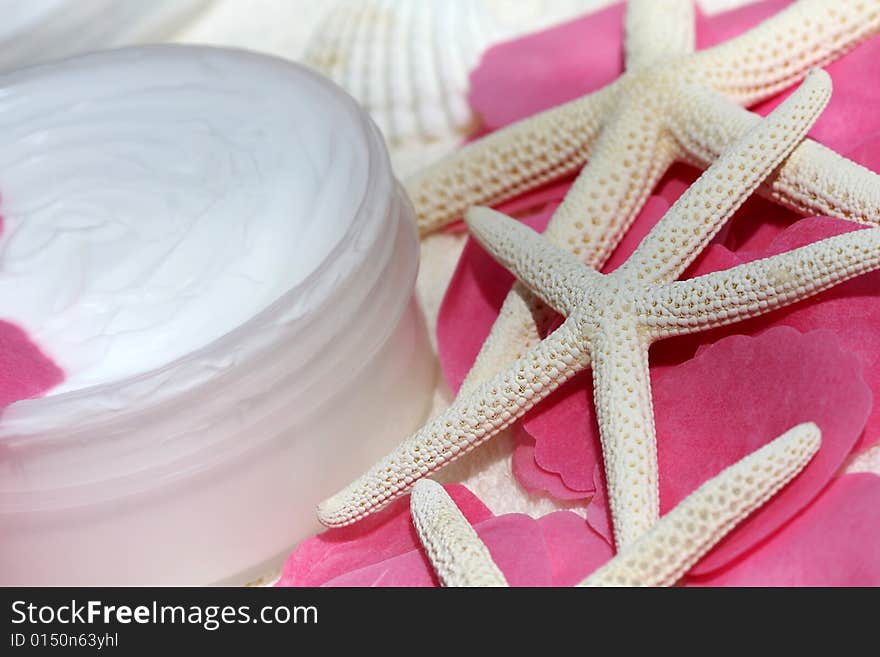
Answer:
[
  {"xmin": 324, "ymin": 509, "xmax": 613, "ymax": 588},
  {"xmin": 468, "ymin": 1, "xmax": 791, "ymax": 131},
  {"xmin": 0, "ymin": 320, "xmax": 64, "ymax": 412},
  {"xmin": 276, "ymin": 484, "xmax": 492, "ymax": 587},
  {"xmin": 580, "ymin": 327, "xmax": 869, "ymax": 566},
  {"xmin": 687, "ymin": 217, "xmax": 880, "ymax": 451},
  {"xmin": 323, "ymin": 548, "xmax": 439, "ymax": 587},
  {"xmin": 538, "ymin": 511, "xmax": 614, "ymax": 586},
  {"xmin": 689, "ymin": 474, "xmax": 880, "ymax": 586},
  {"xmin": 752, "ymin": 35, "xmax": 880, "ymax": 159},
  {"xmin": 526, "ymin": 373, "xmax": 599, "ymax": 493},
  {"xmin": 468, "ymin": 2, "xmax": 626, "ymax": 130},
  {"xmin": 474, "ymin": 514, "xmax": 554, "ymax": 586},
  {"xmin": 512, "ymin": 423, "xmax": 588, "ymax": 499},
  {"xmin": 657, "ymin": 327, "xmax": 870, "ymax": 574},
  {"xmin": 322, "ymin": 512, "xmax": 554, "ymax": 587}
]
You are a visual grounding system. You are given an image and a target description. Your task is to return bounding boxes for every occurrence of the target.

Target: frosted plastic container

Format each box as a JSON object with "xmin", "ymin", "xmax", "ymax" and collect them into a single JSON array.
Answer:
[{"xmin": 0, "ymin": 46, "xmax": 436, "ymax": 585}]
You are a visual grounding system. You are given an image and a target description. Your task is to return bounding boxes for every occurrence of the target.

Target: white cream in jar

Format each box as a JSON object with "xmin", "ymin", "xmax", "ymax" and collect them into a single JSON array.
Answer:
[
  {"xmin": 0, "ymin": 46, "xmax": 435, "ymax": 585},
  {"xmin": 0, "ymin": 45, "xmax": 370, "ymax": 394}
]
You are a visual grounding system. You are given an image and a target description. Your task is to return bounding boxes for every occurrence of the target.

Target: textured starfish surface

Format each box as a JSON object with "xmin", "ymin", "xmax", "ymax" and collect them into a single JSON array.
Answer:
[
  {"xmin": 412, "ymin": 0, "xmax": 880, "ymax": 405},
  {"xmin": 410, "ymin": 423, "xmax": 820, "ymax": 587},
  {"xmin": 410, "ymin": 478, "xmax": 509, "ymax": 587},
  {"xmin": 318, "ymin": 72, "xmax": 880, "ymax": 548}
]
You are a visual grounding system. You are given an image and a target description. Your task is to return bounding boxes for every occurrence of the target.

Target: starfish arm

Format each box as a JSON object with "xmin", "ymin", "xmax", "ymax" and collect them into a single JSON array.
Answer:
[
  {"xmin": 410, "ymin": 479, "xmax": 509, "ymax": 587},
  {"xmin": 542, "ymin": 105, "xmax": 674, "ymax": 267},
  {"xmin": 691, "ymin": 0, "xmax": 880, "ymax": 106},
  {"xmin": 624, "ymin": 0, "xmax": 695, "ymax": 71},
  {"xmin": 405, "ymin": 85, "xmax": 616, "ymax": 236},
  {"xmin": 465, "ymin": 206, "xmax": 598, "ymax": 316},
  {"xmin": 767, "ymin": 140, "xmax": 880, "ymax": 226},
  {"xmin": 580, "ymin": 422, "xmax": 821, "ymax": 587},
  {"xmin": 644, "ymin": 227, "xmax": 880, "ymax": 339},
  {"xmin": 617, "ymin": 69, "xmax": 831, "ymax": 285},
  {"xmin": 673, "ymin": 79, "xmax": 880, "ymax": 227},
  {"xmin": 458, "ymin": 284, "xmax": 555, "ymax": 395},
  {"xmin": 317, "ymin": 318, "xmax": 590, "ymax": 527},
  {"xmin": 590, "ymin": 326, "xmax": 659, "ymax": 549},
  {"xmin": 458, "ymin": 112, "xmax": 675, "ymax": 392}
]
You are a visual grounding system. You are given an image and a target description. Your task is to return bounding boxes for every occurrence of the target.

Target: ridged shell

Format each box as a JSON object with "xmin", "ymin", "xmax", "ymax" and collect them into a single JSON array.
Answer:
[{"xmin": 304, "ymin": 0, "xmax": 600, "ymax": 156}]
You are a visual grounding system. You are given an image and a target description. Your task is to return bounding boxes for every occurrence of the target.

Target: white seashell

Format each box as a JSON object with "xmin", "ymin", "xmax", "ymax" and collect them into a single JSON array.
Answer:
[{"xmin": 304, "ymin": 0, "xmax": 604, "ymax": 162}]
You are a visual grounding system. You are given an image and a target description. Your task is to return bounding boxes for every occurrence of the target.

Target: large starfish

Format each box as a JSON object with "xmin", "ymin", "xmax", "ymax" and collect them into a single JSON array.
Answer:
[
  {"xmin": 318, "ymin": 73, "xmax": 880, "ymax": 548},
  {"xmin": 411, "ymin": 0, "xmax": 880, "ymax": 401},
  {"xmin": 410, "ymin": 422, "xmax": 821, "ymax": 587}
]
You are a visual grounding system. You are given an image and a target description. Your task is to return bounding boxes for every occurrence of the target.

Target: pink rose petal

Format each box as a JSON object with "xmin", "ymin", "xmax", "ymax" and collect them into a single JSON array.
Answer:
[
  {"xmin": 582, "ymin": 327, "xmax": 871, "ymax": 566},
  {"xmin": 752, "ymin": 36, "xmax": 880, "ymax": 161},
  {"xmin": 0, "ymin": 320, "xmax": 64, "ymax": 412},
  {"xmin": 468, "ymin": 2, "xmax": 626, "ymax": 130},
  {"xmin": 279, "ymin": 477, "xmax": 610, "ymax": 587},
  {"xmin": 655, "ymin": 327, "xmax": 870, "ymax": 574},
  {"xmin": 469, "ymin": 1, "xmax": 793, "ymax": 131},
  {"xmin": 688, "ymin": 474, "xmax": 880, "ymax": 586},
  {"xmin": 511, "ymin": 424, "xmax": 588, "ymax": 500},
  {"xmin": 276, "ymin": 484, "xmax": 492, "ymax": 587},
  {"xmin": 525, "ymin": 373, "xmax": 597, "ymax": 494},
  {"xmin": 684, "ymin": 217, "xmax": 880, "ymax": 451},
  {"xmin": 471, "ymin": 514, "xmax": 554, "ymax": 586},
  {"xmin": 538, "ymin": 510, "xmax": 614, "ymax": 586},
  {"xmin": 323, "ymin": 512, "xmax": 553, "ymax": 587},
  {"xmin": 326, "ymin": 510, "xmax": 613, "ymax": 587}
]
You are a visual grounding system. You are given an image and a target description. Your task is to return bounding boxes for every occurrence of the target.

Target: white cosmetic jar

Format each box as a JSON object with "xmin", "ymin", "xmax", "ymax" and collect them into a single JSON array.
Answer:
[{"xmin": 0, "ymin": 46, "xmax": 436, "ymax": 585}]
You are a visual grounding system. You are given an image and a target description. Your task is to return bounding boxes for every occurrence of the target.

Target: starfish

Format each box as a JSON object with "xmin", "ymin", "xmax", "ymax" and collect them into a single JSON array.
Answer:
[
  {"xmin": 409, "ymin": 0, "xmax": 880, "ymax": 401},
  {"xmin": 317, "ymin": 73, "xmax": 880, "ymax": 549},
  {"xmin": 410, "ymin": 422, "xmax": 821, "ymax": 587}
]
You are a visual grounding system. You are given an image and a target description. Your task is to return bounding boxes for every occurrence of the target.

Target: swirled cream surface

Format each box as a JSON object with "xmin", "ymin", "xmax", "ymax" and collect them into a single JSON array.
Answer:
[{"xmin": 0, "ymin": 46, "xmax": 370, "ymax": 396}]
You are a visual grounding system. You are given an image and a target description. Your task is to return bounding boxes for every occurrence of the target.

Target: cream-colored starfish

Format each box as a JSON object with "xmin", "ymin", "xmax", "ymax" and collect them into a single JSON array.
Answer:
[
  {"xmin": 410, "ymin": 423, "xmax": 820, "ymax": 587},
  {"xmin": 317, "ymin": 73, "xmax": 880, "ymax": 548},
  {"xmin": 410, "ymin": 477, "xmax": 509, "ymax": 587},
  {"xmin": 410, "ymin": 0, "xmax": 880, "ymax": 402}
]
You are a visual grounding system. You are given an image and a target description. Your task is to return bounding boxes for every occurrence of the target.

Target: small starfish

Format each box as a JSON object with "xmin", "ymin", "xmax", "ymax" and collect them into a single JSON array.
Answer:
[
  {"xmin": 410, "ymin": 422, "xmax": 821, "ymax": 587},
  {"xmin": 410, "ymin": 0, "xmax": 880, "ymax": 401},
  {"xmin": 317, "ymin": 74, "xmax": 880, "ymax": 549}
]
